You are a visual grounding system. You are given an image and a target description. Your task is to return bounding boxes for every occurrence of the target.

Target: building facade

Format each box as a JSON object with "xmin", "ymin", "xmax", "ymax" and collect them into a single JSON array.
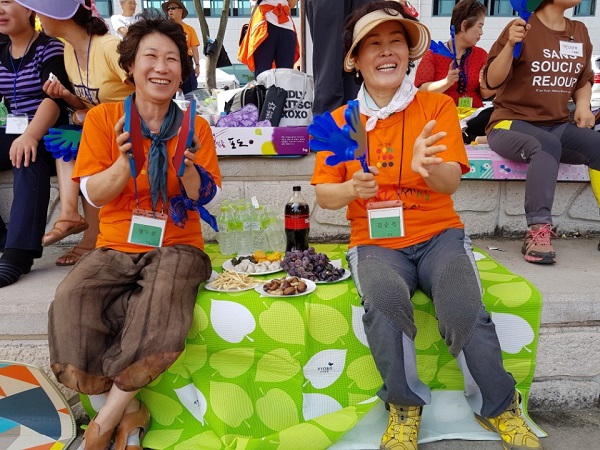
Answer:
[{"xmin": 102, "ymin": 0, "xmax": 598, "ymax": 77}]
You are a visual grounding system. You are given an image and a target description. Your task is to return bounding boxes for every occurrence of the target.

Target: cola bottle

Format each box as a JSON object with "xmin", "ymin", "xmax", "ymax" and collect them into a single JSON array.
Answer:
[{"xmin": 285, "ymin": 186, "xmax": 310, "ymax": 252}]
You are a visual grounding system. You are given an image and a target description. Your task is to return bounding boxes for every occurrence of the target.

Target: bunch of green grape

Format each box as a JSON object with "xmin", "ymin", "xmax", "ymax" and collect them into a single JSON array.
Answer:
[{"xmin": 281, "ymin": 247, "xmax": 345, "ymax": 282}]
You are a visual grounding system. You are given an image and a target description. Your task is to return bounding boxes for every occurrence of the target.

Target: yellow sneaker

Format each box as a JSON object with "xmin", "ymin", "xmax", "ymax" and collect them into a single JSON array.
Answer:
[
  {"xmin": 475, "ymin": 392, "xmax": 543, "ymax": 449},
  {"xmin": 380, "ymin": 404, "xmax": 422, "ymax": 450}
]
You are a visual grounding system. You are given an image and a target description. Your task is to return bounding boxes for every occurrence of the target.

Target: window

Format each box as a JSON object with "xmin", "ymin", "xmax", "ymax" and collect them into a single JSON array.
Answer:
[
  {"xmin": 95, "ymin": 0, "xmax": 113, "ymax": 17},
  {"xmin": 574, "ymin": 0, "xmax": 596, "ymax": 16},
  {"xmin": 140, "ymin": 1, "xmax": 297, "ymax": 18},
  {"xmin": 489, "ymin": 0, "xmax": 515, "ymax": 16},
  {"xmin": 432, "ymin": 0, "xmax": 516, "ymax": 17}
]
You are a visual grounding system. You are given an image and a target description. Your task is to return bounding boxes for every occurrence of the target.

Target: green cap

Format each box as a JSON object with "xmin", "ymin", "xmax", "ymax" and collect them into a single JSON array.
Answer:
[{"xmin": 526, "ymin": 0, "xmax": 544, "ymax": 12}]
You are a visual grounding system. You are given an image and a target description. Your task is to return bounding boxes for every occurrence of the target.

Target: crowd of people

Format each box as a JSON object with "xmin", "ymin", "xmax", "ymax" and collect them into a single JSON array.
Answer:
[{"xmin": 0, "ymin": 0, "xmax": 598, "ymax": 448}]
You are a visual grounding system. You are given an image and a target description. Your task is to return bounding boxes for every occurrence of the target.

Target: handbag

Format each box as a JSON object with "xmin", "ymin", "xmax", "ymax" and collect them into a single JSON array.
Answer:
[
  {"xmin": 224, "ymin": 83, "xmax": 267, "ymax": 114},
  {"xmin": 256, "ymin": 68, "xmax": 314, "ymax": 126},
  {"xmin": 204, "ymin": 39, "xmax": 232, "ymax": 68}
]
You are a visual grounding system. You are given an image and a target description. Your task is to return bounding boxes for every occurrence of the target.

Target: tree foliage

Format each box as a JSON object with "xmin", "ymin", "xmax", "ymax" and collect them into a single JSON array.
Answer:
[{"xmin": 192, "ymin": 0, "xmax": 231, "ymax": 91}]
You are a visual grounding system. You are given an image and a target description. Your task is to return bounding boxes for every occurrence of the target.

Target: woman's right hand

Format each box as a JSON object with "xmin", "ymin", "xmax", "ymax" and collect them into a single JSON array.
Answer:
[
  {"xmin": 351, "ymin": 167, "xmax": 380, "ymax": 200},
  {"xmin": 445, "ymin": 61, "xmax": 460, "ymax": 87},
  {"xmin": 114, "ymin": 115, "xmax": 132, "ymax": 160},
  {"xmin": 43, "ymin": 78, "xmax": 69, "ymax": 100},
  {"xmin": 507, "ymin": 18, "xmax": 530, "ymax": 48}
]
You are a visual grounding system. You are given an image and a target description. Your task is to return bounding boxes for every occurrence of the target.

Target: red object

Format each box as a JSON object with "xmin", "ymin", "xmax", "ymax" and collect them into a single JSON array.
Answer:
[
  {"xmin": 402, "ymin": 1, "xmax": 419, "ymax": 19},
  {"xmin": 172, "ymin": 98, "xmax": 196, "ymax": 177},
  {"xmin": 285, "ymin": 186, "xmax": 310, "ymax": 252},
  {"xmin": 124, "ymin": 96, "xmax": 145, "ymax": 179}
]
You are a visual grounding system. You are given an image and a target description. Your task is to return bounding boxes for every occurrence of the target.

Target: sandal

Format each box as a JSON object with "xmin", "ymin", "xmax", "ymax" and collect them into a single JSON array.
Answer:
[
  {"xmin": 81, "ymin": 419, "xmax": 114, "ymax": 450},
  {"xmin": 42, "ymin": 215, "xmax": 89, "ymax": 246},
  {"xmin": 55, "ymin": 244, "xmax": 94, "ymax": 267},
  {"xmin": 113, "ymin": 402, "xmax": 151, "ymax": 450}
]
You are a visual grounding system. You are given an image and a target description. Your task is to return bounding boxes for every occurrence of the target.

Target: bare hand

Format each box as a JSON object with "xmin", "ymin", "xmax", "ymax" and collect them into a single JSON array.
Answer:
[
  {"xmin": 574, "ymin": 107, "xmax": 596, "ymax": 129},
  {"xmin": 181, "ymin": 135, "xmax": 200, "ymax": 175},
  {"xmin": 507, "ymin": 18, "xmax": 530, "ymax": 47},
  {"xmin": 446, "ymin": 61, "xmax": 460, "ymax": 86},
  {"xmin": 412, "ymin": 120, "xmax": 446, "ymax": 178},
  {"xmin": 43, "ymin": 78, "xmax": 70, "ymax": 100},
  {"xmin": 351, "ymin": 166, "xmax": 380, "ymax": 200},
  {"xmin": 10, "ymin": 134, "xmax": 38, "ymax": 168}
]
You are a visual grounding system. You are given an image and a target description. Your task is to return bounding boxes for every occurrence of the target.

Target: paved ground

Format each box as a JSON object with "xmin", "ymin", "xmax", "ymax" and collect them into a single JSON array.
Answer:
[
  {"xmin": 64, "ymin": 409, "xmax": 600, "ymax": 449},
  {"xmin": 3, "ymin": 238, "xmax": 599, "ymax": 449}
]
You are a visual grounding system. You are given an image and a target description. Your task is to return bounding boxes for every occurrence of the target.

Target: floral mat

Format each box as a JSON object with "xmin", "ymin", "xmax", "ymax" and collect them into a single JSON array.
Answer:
[{"xmin": 82, "ymin": 243, "xmax": 544, "ymax": 449}]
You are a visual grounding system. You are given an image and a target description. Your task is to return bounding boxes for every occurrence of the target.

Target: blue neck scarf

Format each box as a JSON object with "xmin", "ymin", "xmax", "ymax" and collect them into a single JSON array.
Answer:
[{"xmin": 134, "ymin": 94, "xmax": 183, "ymax": 211}]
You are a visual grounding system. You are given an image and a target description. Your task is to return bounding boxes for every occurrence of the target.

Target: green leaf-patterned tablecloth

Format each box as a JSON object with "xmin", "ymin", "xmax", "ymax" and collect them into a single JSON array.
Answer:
[{"xmin": 82, "ymin": 243, "xmax": 542, "ymax": 449}]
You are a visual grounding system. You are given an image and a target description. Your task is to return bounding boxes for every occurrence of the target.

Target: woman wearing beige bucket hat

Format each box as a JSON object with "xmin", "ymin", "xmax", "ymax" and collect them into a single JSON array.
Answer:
[{"xmin": 311, "ymin": 2, "xmax": 543, "ymax": 449}]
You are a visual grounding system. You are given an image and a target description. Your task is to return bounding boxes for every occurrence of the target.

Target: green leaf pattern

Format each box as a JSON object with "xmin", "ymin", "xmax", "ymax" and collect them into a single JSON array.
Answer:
[{"xmin": 81, "ymin": 245, "xmax": 541, "ymax": 449}]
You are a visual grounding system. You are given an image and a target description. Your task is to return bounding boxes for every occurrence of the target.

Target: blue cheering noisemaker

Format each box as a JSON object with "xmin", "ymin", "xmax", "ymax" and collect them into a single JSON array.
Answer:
[
  {"xmin": 308, "ymin": 100, "xmax": 369, "ymax": 172},
  {"xmin": 43, "ymin": 125, "xmax": 82, "ymax": 162},
  {"xmin": 509, "ymin": 0, "xmax": 532, "ymax": 58}
]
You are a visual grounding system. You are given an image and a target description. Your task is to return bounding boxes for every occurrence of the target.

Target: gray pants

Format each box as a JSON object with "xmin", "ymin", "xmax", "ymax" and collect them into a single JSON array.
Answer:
[
  {"xmin": 348, "ymin": 229, "xmax": 515, "ymax": 418},
  {"xmin": 488, "ymin": 121, "xmax": 600, "ymax": 225}
]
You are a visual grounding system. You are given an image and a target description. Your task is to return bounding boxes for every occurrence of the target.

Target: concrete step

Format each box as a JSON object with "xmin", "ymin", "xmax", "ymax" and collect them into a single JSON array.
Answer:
[{"xmin": 1, "ymin": 238, "xmax": 599, "ymax": 411}]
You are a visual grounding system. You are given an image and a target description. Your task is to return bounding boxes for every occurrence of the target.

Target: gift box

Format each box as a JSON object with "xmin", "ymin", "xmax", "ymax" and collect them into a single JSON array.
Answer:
[{"xmin": 211, "ymin": 126, "xmax": 309, "ymax": 156}]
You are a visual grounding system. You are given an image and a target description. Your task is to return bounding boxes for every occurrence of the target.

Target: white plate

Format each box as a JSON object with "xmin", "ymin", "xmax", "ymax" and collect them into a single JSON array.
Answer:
[
  {"xmin": 314, "ymin": 268, "xmax": 352, "ymax": 284},
  {"xmin": 204, "ymin": 281, "xmax": 260, "ymax": 293},
  {"xmin": 255, "ymin": 278, "xmax": 317, "ymax": 298},
  {"xmin": 222, "ymin": 258, "xmax": 284, "ymax": 276}
]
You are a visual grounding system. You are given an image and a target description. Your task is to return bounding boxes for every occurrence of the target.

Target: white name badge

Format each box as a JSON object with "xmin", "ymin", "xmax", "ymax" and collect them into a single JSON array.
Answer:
[
  {"xmin": 560, "ymin": 41, "xmax": 583, "ymax": 58},
  {"xmin": 128, "ymin": 209, "xmax": 167, "ymax": 247},
  {"xmin": 5, "ymin": 114, "xmax": 29, "ymax": 134},
  {"xmin": 367, "ymin": 200, "xmax": 405, "ymax": 239}
]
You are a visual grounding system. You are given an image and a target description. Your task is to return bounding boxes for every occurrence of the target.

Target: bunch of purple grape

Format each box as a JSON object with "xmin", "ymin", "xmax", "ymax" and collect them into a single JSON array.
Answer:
[{"xmin": 281, "ymin": 247, "xmax": 345, "ymax": 282}]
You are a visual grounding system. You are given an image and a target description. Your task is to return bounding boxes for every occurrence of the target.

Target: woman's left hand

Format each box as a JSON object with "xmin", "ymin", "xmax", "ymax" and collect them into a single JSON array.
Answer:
[
  {"xmin": 574, "ymin": 107, "xmax": 596, "ymax": 129},
  {"xmin": 9, "ymin": 134, "xmax": 38, "ymax": 169},
  {"xmin": 412, "ymin": 120, "xmax": 446, "ymax": 178},
  {"xmin": 180, "ymin": 134, "xmax": 199, "ymax": 176}
]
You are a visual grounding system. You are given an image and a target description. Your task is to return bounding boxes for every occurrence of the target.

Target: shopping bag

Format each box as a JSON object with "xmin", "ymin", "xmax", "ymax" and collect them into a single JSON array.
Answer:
[
  {"xmin": 258, "ymin": 85, "xmax": 287, "ymax": 126},
  {"xmin": 256, "ymin": 68, "xmax": 314, "ymax": 126}
]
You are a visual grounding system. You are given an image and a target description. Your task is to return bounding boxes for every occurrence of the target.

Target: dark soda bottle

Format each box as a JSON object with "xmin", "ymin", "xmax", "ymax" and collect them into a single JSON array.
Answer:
[{"xmin": 285, "ymin": 186, "xmax": 310, "ymax": 252}]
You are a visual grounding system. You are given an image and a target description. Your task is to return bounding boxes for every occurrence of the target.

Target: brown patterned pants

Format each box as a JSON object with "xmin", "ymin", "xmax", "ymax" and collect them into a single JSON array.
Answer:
[{"xmin": 48, "ymin": 245, "xmax": 212, "ymax": 394}]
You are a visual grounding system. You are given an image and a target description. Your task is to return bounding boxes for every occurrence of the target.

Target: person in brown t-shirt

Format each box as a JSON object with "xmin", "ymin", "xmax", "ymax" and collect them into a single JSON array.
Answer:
[{"xmin": 483, "ymin": 0, "xmax": 600, "ymax": 265}]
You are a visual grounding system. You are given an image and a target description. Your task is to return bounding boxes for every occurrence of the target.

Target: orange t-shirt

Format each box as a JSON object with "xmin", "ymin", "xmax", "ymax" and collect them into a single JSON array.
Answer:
[
  {"xmin": 74, "ymin": 102, "xmax": 222, "ymax": 253},
  {"xmin": 180, "ymin": 22, "xmax": 200, "ymax": 56},
  {"xmin": 311, "ymin": 91, "xmax": 468, "ymax": 250}
]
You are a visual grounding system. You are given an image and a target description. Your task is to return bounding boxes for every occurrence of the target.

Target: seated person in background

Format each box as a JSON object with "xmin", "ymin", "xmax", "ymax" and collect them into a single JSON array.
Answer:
[
  {"xmin": 0, "ymin": 2, "xmax": 70, "ymax": 287},
  {"xmin": 483, "ymin": 0, "xmax": 600, "ymax": 264},
  {"xmin": 48, "ymin": 16, "xmax": 221, "ymax": 450},
  {"xmin": 311, "ymin": 2, "xmax": 542, "ymax": 449},
  {"xmin": 18, "ymin": 0, "xmax": 135, "ymax": 266},
  {"xmin": 415, "ymin": 0, "xmax": 494, "ymax": 143},
  {"xmin": 111, "ymin": 0, "xmax": 139, "ymax": 39}
]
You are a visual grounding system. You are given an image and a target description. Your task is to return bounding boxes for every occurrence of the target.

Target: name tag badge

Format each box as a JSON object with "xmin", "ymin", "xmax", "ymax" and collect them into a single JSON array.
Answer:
[
  {"xmin": 560, "ymin": 41, "xmax": 583, "ymax": 57},
  {"xmin": 367, "ymin": 200, "xmax": 404, "ymax": 239},
  {"xmin": 128, "ymin": 209, "xmax": 167, "ymax": 247},
  {"xmin": 457, "ymin": 96, "xmax": 473, "ymax": 108},
  {"xmin": 6, "ymin": 114, "xmax": 29, "ymax": 134}
]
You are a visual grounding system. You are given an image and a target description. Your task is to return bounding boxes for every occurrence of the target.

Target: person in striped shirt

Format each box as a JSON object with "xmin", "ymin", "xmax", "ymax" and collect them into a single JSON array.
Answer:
[{"xmin": 0, "ymin": 0, "xmax": 71, "ymax": 287}]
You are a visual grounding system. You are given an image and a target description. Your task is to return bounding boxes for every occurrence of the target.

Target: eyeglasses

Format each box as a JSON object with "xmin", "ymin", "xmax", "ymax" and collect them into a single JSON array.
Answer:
[{"xmin": 167, "ymin": 6, "xmax": 182, "ymax": 11}]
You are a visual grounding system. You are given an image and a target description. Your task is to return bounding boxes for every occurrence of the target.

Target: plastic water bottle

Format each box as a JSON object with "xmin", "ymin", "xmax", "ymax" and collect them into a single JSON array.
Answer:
[
  {"xmin": 251, "ymin": 205, "xmax": 266, "ymax": 251},
  {"xmin": 217, "ymin": 206, "xmax": 235, "ymax": 255},
  {"xmin": 236, "ymin": 204, "xmax": 254, "ymax": 255},
  {"xmin": 0, "ymin": 98, "xmax": 7, "ymax": 127}
]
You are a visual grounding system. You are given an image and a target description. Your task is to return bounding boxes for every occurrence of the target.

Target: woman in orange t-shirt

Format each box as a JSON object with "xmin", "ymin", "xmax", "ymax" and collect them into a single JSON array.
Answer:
[
  {"xmin": 311, "ymin": 2, "xmax": 541, "ymax": 449},
  {"xmin": 47, "ymin": 17, "xmax": 221, "ymax": 450}
]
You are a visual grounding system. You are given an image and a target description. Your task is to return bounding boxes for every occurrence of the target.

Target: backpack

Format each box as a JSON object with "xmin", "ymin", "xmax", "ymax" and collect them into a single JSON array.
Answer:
[{"xmin": 224, "ymin": 83, "xmax": 267, "ymax": 114}]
